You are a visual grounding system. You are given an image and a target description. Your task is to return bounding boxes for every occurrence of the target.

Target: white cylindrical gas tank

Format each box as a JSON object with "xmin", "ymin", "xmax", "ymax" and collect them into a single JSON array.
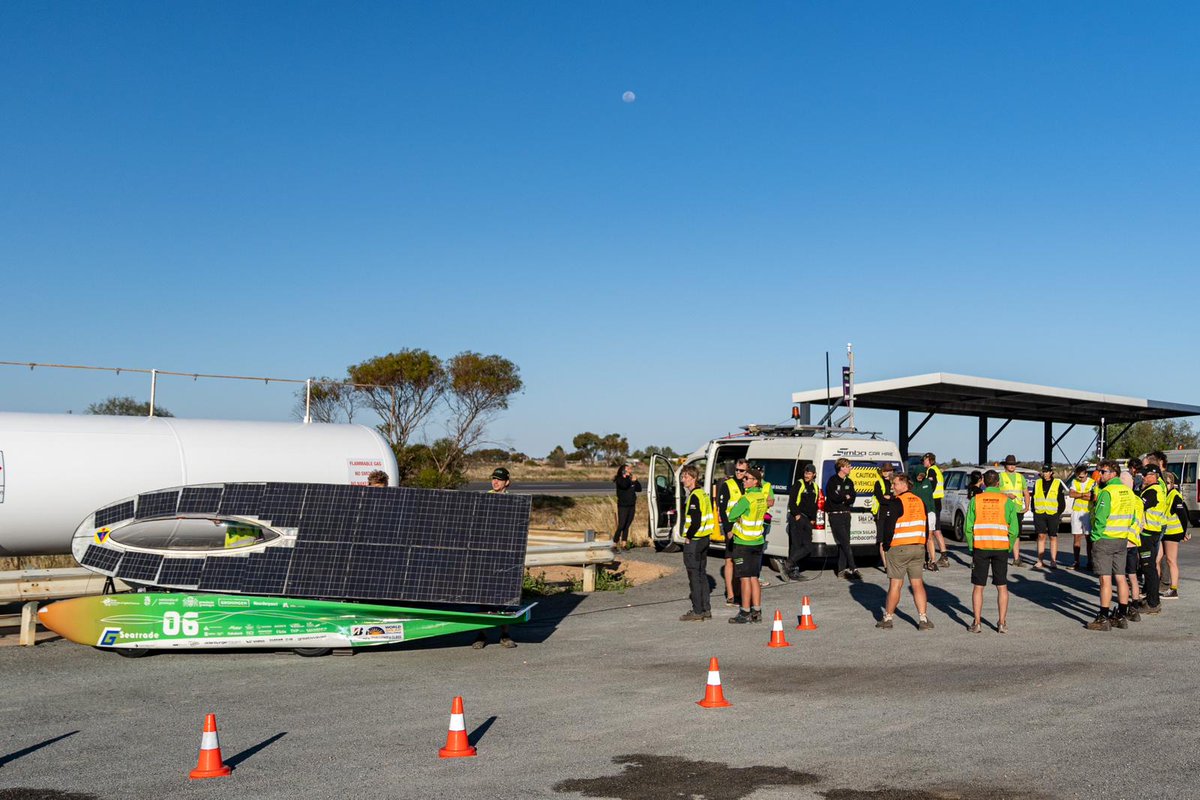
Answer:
[{"xmin": 0, "ymin": 412, "xmax": 397, "ymax": 556}]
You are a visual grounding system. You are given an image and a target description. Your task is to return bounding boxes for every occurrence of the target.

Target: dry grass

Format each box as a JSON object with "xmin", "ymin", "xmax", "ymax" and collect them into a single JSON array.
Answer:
[
  {"xmin": 466, "ymin": 462, "xmax": 620, "ymax": 482},
  {"xmin": 0, "ymin": 555, "xmax": 76, "ymax": 571},
  {"xmin": 529, "ymin": 496, "xmax": 652, "ymax": 547}
]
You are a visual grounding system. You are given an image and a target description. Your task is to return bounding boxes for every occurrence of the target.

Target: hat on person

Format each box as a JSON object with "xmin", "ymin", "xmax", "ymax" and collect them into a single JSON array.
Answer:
[
  {"xmin": 1003, "ymin": 455, "xmax": 1018, "ymax": 465},
  {"xmin": 491, "ymin": 467, "xmax": 510, "ymax": 481},
  {"xmin": 1142, "ymin": 463, "xmax": 1161, "ymax": 476},
  {"xmin": 1041, "ymin": 464, "xmax": 1054, "ymax": 472},
  {"xmin": 879, "ymin": 463, "xmax": 895, "ymax": 473},
  {"xmin": 802, "ymin": 463, "xmax": 816, "ymax": 474}
]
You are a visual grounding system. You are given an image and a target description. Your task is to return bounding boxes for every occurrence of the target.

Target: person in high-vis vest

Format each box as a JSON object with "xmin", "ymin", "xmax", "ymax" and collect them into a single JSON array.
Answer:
[
  {"xmin": 874, "ymin": 473, "xmax": 934, "ymax": 631},
  {"xmin": 922, "ymin": 453, "xmax": 949, "ymax": 568},
  {"xmin": 678, "ymin": 465, "xmax": 715, "ymax": 621},
  {"xmin": 223, "ymin": 523, "xmax": 260, "ymax": 549},
  {"xmin": 1136, "ymin": 464, "xmax": 1167, "ymax": 613},
  {"xmin": 1160, "ymin": 470, "xmax": 1190, "ymax": 599},
  {"xmin": 1066, "ymin": 465, "xmax": 1094, "ymax": 571},
  {"xmin": 872, "ymin": 463, "xmax": 896, "ymax": 566},
  {"xmin": 785, "ymin": 463, "xmax": 820, "ymax": 582},
  {"xmin": 1033, "ymin": 465, "xmax": 1067, "ymax": 570},
  {"xmin": 726, "ymin": 466, "xmax": 769, "ymax": 625},
  {"xmin": 999, "ymin": 455, "xmax": 1031, "ymax": 567},
  {"xmin": 1087, "ymin": 460, "xmax": 1142, "ymax": 631},
  {"xmin": 964, "ymin": 470, "xmax": 1021, "ymax": 634},
  {"xmin": 717, "ymin": 460, "xmax": 748, "ymax": 607}
]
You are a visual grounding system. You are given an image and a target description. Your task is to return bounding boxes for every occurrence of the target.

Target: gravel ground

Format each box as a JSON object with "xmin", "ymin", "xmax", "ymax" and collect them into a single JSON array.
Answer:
[{"xmin": 1, "ymin": 537, "xmax": 1197, "ymax": 800}]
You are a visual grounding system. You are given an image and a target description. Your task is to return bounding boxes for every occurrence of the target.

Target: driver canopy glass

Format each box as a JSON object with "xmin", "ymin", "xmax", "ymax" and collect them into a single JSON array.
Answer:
[{"xmin": 107, "ymin": 517, "xmax": 276, "ymax": 551}]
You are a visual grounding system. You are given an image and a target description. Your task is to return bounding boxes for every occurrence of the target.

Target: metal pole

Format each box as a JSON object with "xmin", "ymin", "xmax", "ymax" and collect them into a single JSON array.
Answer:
[
  {"xmin": 149, "ymin": 369, "xmax": 157, "ymax": 417},
  {"xmin": 304, "ymin": 378, "xmax": 312, "ymax": 424},
  {"xmin": 978, "ymin": 416, "xmax": 988, "ymax": 465},
  {"xmin": 846, "ymin": 342, "xmax": 855, "ymax": 431},
  {"xmin": 1099, "ymin": 417, "xmax": 1106, "ymax": 458},
  {"xmin": 825, "ymin": 351, "xmax": 831, "ymax": 419},
  {"xmin": 898, "ymin": 410, "xmax": 909, "ymax": 464},
  {"xmin": 1043, "ymin": 421, "xmax": 1053, "ymax": 467}
]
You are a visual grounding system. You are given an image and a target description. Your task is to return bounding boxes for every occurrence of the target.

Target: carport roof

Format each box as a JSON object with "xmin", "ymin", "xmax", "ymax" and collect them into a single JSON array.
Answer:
[{"xmin": 791, "ymin": 373, "xmax": 1200, "ymax": 425}]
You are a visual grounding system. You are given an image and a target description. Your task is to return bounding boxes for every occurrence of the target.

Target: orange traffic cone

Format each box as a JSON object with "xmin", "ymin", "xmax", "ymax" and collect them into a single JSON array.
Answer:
[
  {"xmin": 189, "ymin": 713, "xmax": 232, "ymax": 779},
  {"xmin": 697, "ymin": 657, "xmax": 732, "ymax": 708},
  {"xmin": 797, "ymin": 595, "xmax": 819, "ymax": 631},
  {"xmin": 438, "ymin": 696, "xmax": 478, "ymax": 758},
  {"xmin": 767, "ymin": 610, "xmax": 792, "ymax": 648}
]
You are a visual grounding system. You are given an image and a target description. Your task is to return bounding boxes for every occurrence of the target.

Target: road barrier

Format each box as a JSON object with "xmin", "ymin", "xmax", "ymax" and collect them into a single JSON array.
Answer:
[{"xmin": 526, "ymin": 529, "xmax": 617, "ymax": 592}]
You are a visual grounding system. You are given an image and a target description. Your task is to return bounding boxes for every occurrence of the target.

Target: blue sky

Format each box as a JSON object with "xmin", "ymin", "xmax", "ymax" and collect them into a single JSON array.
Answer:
[{"xmin": 2, "ymin": 3, "xmax": 1197, "ymax": 463}]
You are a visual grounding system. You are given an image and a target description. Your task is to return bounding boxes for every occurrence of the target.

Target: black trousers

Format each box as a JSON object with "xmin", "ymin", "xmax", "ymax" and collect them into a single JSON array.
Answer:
[
  {"xmin": 1138, "ymin": 532, "xmax": 1162, "ymax": 606},
  {"xmin": 614, "ymin": 505, "xmax": 637, "ymax": 544},
  {"xmin": 828, "ymin": 512, "xmax": 856, "ymax": 574},
  {"xmin": 785, "ymin": 514, "xmax": 813, "ymax": 573},
  {"xmin": 682, "ymin": 537, "xmax": 711, "ymax": 613}
]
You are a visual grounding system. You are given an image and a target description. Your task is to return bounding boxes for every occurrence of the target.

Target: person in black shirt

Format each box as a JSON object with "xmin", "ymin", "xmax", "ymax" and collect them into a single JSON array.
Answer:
[
  {"xmin": 716, "ymin": 460, "xmax": 748, "ymax": 605},
  {"xmin": 678, "ymin": 465, "xmax": 712, "ymax": 621},
  {"xmin": 612, "ymin": 463, "xmax": 642, "ymax": 550},
  {"xmin": 825, "ymin": 458, "xmax": 862, "ymax": 580},
  {"xmin": 784, "ymin": 463, "xmax": 819, "ymax": 581},
  {"xmin": 967, "ymin": 470, "xmax": 984, "ymax": 500}
]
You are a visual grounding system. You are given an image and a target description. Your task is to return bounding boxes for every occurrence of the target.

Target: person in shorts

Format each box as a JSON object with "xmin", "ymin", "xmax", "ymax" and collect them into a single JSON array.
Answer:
[
  {"xmin": 1067, "ymin": 465, "xmax": 1095, "ymax": 571},
  {"xmin": 726, "ymin": 467, "xmax": 769, "ymax": 624},
  {"xmin": 874, "ymin": 474, "xmax": 933, "ymax": 631},
  {"xmin": 1087, "ymin": 460, "xmax": 1138, "ymax": 631},
  {"xmin": 964, "ymin": 470, "xmax": 1020, "ymax": 633}
]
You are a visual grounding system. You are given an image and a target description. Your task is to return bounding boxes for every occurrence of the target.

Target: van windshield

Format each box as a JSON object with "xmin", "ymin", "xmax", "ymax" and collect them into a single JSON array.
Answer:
[{"xmin": 821, "ymin": 460, "xmax": 903, "ymax": 510}]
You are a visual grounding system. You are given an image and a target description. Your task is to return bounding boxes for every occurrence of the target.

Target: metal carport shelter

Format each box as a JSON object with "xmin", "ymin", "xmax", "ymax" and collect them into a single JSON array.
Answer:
[{"xmin": 791, "ymin": 372, "xmax": 1200, "ymax": 465}]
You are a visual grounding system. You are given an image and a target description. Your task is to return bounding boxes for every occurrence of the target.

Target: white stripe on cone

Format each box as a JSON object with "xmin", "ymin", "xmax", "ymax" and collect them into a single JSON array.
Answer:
[
  {"xmin": 772, "ymin": 618, "xmax": 783, "ymax": 632},
  {"xmin": 706, "ymin": 670, "xmax": 721, "ymax": 686},
  {"xmin": 801, "ymin": 603, "xmax": 812, "ymax": 615},
  {"xmin": 449, "ymin": 713, "xmax": 466, "ymax": 732},
  {"xmin": 200, "ymin": 731, "xmax": 219, "ymax": 750}
]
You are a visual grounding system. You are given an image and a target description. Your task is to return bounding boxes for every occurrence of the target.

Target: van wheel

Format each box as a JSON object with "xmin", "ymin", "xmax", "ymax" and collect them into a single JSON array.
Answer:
[
  {"xmin": 293, "ymin": 647, "xmax": 332, "ymax": 658},
  {"xmin": 953, "ymin": 512, "xmax": 965, "ymax": 542},
  {"xmin": 654, "ymin": 540, "xmax": 681, "ymax": 553}
]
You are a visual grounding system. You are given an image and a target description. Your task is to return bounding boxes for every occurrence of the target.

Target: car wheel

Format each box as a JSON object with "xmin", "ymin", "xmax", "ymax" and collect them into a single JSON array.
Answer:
[
  {"xmin": 953, "ymin": 511, "xmax": 965, "ymax": 542},
  {"xmin": 112, "ymin": 648, "xmax": 153, "ymax": 659},
  {"xmin": 293, "ymin": 647, "xmax": 333, "ymax": 658}
]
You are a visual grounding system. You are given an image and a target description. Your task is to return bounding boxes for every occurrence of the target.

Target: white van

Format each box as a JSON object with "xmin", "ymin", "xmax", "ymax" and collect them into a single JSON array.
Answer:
[
  {"xmin": 1163, "ymin": 449, "xmax": 1200, "ymax": 524},
  {"xmin": 646, "ymin": 425, "xmax": 902, "ymax": 570}
]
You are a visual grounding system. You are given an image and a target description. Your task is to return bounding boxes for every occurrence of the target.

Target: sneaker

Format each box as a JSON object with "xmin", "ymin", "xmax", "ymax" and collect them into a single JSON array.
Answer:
[
  {"xmin": 777, "ymin": 571, "xmax": 791, "ymax": 583},
  {"xmin": 472, "ymin": 635, "xmax": 487, "ymax": 650},
  {"xmin": 968, "ymin": 622, "xmax": 982, "ymax": 633},
  {"xmin": 923, "ymin": 562, "xmax": 938, "ymax": 572},
  {"xmin": 841, "ymin": 571, "xmax": 855, "ymax": 581},
  {"xmin": 848, "ymin": 570, "xmax": 863, "ymax": 581},
  {"xmin": 500, "ymin": 636, "xmax": 517, "ymax": 649},
  {"xmin": 1085, "ymin": 615, "xmax": 1111, "ymax": 631},
  {"xmin": 1033, "ymin": 562, "xmax": 1044, "ymax": 570},
  {"xmin": 679, "ymin": 611, "xmax": 705, "ymax": 622},
  {"xmin": 1048, "ymin": 562, "xmax": 1057, "ymax": 571},
  {"xmin": 1126, "ymin": 607, "xmax": 1141, "ymax": 622},
  {"xmin": 1143, "ymin": 603, "xmax": 1162, "ymax": 615},
  {"xmin": 759, "ymin": 578, "xmax": 772, "ymax": 588},
  {"xmin": 749, "ymin": 609, "xmax": 762, "ymax": 623},
  {"xmin": 1073, "ymin": 563, "xmax": 1084, "ymax": 572},
  {"xmin": 875, "ymin": 615, "xmax": 893, "ymax": 630},
  {"xmin": 701, "ymin": 611, "xmax": 712, "ymax": 620},
  {"xmin": 917, "ymin": 618, "xmax": 935, "ymax": 631},
  {"xmin": 997, "ymin": 623, "xmax": 1009, "ymax": 634},
  {"xmin": 1112, "ymin": 614, "xmax": 1128, "ymax": 630},
  {"xmin": 790, "ymin": 573, "xmax": 814, "ymax": 582},
  {"xmin": 725, "ymin": 597, "xmax": 739, "ymax": 608},
  {"xmin": 728, "ymin": 611, "xmax": 751, "ymax": 624},
  {"xmin": 937, "ymin": 556, "xmax": 950, "ymax": 568},
  {"xmin": 1162, "ymin": 588, "xmax": 1179, "ymax": 600}
]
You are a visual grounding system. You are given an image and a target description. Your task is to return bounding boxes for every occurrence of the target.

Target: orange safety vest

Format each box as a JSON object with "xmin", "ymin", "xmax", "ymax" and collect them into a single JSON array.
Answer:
[
  {"xmin": 891, "ymin": 492, "xmax": 928, "ymax": 548},
  {"xmin": 972, "ymin": 492, "xmax": 1012, "ymax": 550}
]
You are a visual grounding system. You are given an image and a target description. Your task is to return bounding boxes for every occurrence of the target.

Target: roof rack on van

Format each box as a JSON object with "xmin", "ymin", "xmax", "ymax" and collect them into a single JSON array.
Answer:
[{"xmin": 739, "ymin": 422, "xmax": 883, "ymax": 439}]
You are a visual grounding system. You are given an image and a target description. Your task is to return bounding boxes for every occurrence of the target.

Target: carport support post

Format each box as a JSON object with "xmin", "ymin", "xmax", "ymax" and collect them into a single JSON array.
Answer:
[
  {"xmin": 978, "ymin": 416, "xmax": 988, "ymax": 465},
  {"xmin": 898, "ymin": 411, "xmax": 909, "ymax": 462},
  {"xmin": 1044, "ymin": 421, "xmax": 1054, "ymax": 467}
]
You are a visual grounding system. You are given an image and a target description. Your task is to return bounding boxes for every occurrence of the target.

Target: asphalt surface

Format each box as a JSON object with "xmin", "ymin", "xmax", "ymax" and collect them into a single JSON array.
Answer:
[{"xmin": 2, "ymin": 537, "xmax": 1198, "ymax": 800}]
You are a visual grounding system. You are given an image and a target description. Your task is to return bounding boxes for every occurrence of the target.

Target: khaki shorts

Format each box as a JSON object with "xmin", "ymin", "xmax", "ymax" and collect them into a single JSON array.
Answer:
[
  {"xmin": 885, "ymin": 544, "xmax": 926, "ymax": 581},
  {"xmin": 1091, "ymin": 536, "xmax": 1126, "ymax": 577}
]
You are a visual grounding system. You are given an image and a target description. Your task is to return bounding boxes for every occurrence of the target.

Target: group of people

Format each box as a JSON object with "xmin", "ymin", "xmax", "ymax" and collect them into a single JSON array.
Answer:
[{"xmin": 673, "ymin": 450, "xmax": 1191, "ymax": 634}]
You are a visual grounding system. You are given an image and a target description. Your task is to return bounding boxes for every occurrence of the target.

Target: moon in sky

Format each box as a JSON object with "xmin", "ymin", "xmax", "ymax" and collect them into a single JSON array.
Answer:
[{"xmin": 622, "ymin": 91, "xmax": 636, "ymax": 103}]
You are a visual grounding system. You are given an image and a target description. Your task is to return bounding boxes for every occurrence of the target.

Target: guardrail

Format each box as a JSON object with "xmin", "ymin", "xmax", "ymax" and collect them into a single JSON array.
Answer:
[
  {"xmin": 526, "ymin": 528, "xmax": 616, "ymax": 592},
  {"xmin": 0, "ymin": 568, "xmax": 127, "ymax": 603}
]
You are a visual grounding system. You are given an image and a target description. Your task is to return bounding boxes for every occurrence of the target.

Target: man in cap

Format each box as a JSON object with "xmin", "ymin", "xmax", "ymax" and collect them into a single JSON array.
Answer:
[
  {"xmin": 475, "ymin": 467, "xmax": 517, "ymax": 649},
  {"xmin": 1067, "ymin": 465, "xmax": 1095, "ymax": 571},
  {"xmin": 1032, "ymin": 465, "xmax": 1067, "ymax": 569},
  {"xmin": 1087, "ymin": 460, "xmax": 1140, "ymax": 630},
  {"xmin": 1136, "ymin": 464, "xmax": 1166, "ymax": 615},
  {"xmin": 872, "ymin": 463, "xmax": 896, "ymax": 566},
  {"xmin": 784, "ymin": 463, "xmax": 820, "ymax": 581},
  {"xmin": 998, "ymin": 455, "xmax": 1030, "ymax": 566}
]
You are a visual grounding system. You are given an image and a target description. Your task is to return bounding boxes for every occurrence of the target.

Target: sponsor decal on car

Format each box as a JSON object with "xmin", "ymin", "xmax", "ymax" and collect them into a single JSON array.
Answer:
[{"xmin": 350, "ymin": 623, "xmax": 404, "ymax": 641}]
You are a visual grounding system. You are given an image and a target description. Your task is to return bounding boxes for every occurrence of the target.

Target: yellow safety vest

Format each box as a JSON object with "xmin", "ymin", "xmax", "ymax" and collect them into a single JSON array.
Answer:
[
  {"xmin": 870, "ymin": 475, "xmax": 888, "ymax": 516},
  {"xmin": 1164, "ymin": 488, "xmax": 1185, "ymax": 536},
  {"xmin": 1140, "ymin": 482, "xmax": 1170, "ymax": 533},
  {"xmin": 1033, "ymin": 478, "xmax": 1065, "ymax": 515},
  {"xmin": 689, "ymin": 488, "xmax": 716, "ymax": 539},
  {"xmin": 999, "ymin": 470, "xmax": 1027, "ymax": 509},
  {"xmin": 926, "ymin": 464, "xmax": 945, "ymax": 500},
  {"xmin": 1070, "ymin": 476, "xmax": 1095, "ymax": 513},
  {"xmin": 731, "ymin": 487, "xmax": 768, "ymax": 545},
  {"xmin": 1097, "ymin": 483, "xmax": 1142, "ymax": 543},
  {"xmin": 224, "ymin": 524, "xmax": 259, "ymax": 549}
]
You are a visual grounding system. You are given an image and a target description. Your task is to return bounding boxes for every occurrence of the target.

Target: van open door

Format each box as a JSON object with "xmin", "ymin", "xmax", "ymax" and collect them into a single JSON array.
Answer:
[{"xmin": 647, "ymin": 453, "xmax": 678, "ymax": 546}]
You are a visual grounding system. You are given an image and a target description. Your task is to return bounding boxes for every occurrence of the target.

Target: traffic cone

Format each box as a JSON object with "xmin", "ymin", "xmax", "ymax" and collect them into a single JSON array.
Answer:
[
  {"xmin": 438, "ymin": 696, "xmax": 478, "ymax": 758},
  {"xmin": 188, "ymin": 713, "xmax": 232, "ymax": 779},
  {"xmin": 797, "ymin": 595, "xmax": 819, "ymax": 631},
  {"xmin": 696, "ymin": 657, "xmax": 732, "ymax": 708},
  {"xmin": 767, "ymin": 610, "xmax": 792, "ymax": 648}
]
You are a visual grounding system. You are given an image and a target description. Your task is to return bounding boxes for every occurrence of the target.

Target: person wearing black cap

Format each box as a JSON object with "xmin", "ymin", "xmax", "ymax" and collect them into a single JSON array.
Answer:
[
  {"xmin": 998, "ymin": 455, "xmax": 1030, "ymax": 566},
  {"xmin": 784, "ymin": 463, "xmax": 820, "ymax": 581},
  {"xmin": 1136, "ymin": 464, "xmax": 1166, "ymax": 614},
  {"xmin": 475, "ymin": 467, "xmax": 517, "ymax": 649},
  {"xmin": 1033, "ymin": 465, "xmax": 1067, "ymax": 569}
]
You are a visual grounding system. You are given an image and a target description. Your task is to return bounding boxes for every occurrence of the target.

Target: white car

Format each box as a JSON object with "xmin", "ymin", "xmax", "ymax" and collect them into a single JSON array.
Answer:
[{"xmin": 937, "ymin": 465, "xmax": 1070, "ymax": 540}]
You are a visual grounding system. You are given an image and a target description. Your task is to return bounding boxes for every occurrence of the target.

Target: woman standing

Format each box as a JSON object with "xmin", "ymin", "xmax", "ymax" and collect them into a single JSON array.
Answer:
[{"xmin": 613, "ymin": 463, "xmax": 642, "ymax": 550}]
